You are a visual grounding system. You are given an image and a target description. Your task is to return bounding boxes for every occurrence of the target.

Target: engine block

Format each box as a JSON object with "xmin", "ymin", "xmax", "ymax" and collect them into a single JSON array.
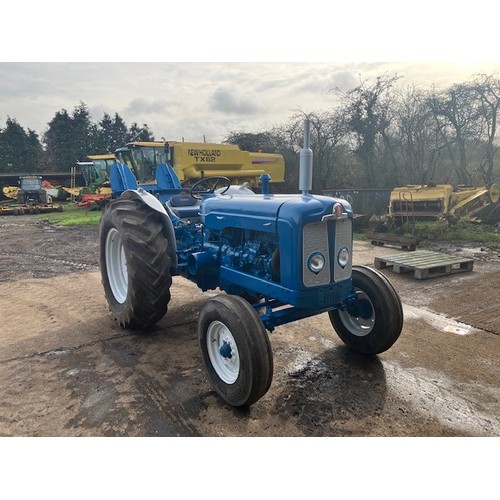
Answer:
[{"xmin": 220, "ymin": 230, "xmax": 279, "ymax": 282}]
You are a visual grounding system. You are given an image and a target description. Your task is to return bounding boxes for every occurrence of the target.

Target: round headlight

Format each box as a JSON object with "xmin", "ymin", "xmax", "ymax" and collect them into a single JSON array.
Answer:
[
  {"xmin": 308, "ymin": 252, "xmax": 325, "ymax": 274},
  {"xmin": 337, "ymin": 246, "xmax": 349, "ymax": 268}
]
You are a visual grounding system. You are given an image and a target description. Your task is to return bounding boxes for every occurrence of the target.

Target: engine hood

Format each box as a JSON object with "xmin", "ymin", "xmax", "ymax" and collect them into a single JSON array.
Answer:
[{"xmin": 200, "ymin": 193, "xmax": 352, "ymax": 232}]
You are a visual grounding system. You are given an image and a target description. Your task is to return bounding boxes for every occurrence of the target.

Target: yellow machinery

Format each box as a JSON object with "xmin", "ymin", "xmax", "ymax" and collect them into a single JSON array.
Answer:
[
  {"xmin": 2, "ymin": 185, "xmax": 19, "ymax": 200},
  {"xmin": 79, "ymin": 154, "xmax": 114, "ymax": 196},
  {"xmin": 114, "ymin": 141, "xmax": 285, "ymax": 188},
  {"xmin": 388, "ymin": 183, "xmax": 500, "ymax": 224},
  {"xmin": 64, "ymin": 154, "xmax": 115, "ymax": 198}
]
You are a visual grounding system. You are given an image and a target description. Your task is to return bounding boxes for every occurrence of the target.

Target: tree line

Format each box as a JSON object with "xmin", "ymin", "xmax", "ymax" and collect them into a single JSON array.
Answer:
[
  {"xmin": 2, "ymin": 73, "xmax": 500, "ymax": 192},
  {"xmin": 227, "ymin": 73, "xmax": 500, "ymax": 192},
  {"xmin": 0, "ymin": 102, "xmax": 154, "ymax": 174}
]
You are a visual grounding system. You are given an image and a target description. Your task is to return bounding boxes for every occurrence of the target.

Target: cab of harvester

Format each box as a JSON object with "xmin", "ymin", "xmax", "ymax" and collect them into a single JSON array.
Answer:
[
  {"xmin": 86, "ymin": 154, "xmax": 116, "ymax": 186},
  {"xmin": 77, "ymin": 154, "xmax": 116, "ymax": 192}
]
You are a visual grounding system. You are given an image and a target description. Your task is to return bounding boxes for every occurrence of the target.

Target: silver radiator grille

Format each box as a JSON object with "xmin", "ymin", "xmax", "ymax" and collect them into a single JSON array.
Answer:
[
  {"xmin": 302, "ymin": 218, "xmax": 352, "ymax": 287},
  {"xmin": 333, "ymin": 217, "xmax": 352, "ymax": 281},
  {"xmin": 302, "ymin": 222, "xmax": 330, "ymax": 287}
]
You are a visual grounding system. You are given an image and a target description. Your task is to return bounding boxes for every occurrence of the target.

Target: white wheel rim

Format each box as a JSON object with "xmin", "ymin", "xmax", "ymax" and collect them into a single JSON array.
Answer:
[
  {"xmin": 206, "ymin": 320, "xmax": 240, "ymax": 384},
  {"xmin": 105, "ymin": 228, "xmax": 128, "ymax": 304},
  {"xmin": 338, "ymin": 289, "xmax": 375, "ymax": 337}
]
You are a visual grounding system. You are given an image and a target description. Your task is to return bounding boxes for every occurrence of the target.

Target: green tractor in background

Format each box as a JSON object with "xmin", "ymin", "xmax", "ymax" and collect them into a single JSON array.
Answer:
[{"xmin": 77, "ymin": 154, "xmax": 115, "ymax": 195}]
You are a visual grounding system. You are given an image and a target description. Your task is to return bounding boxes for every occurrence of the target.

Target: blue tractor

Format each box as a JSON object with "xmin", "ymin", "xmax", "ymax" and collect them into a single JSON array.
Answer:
[{"xmin": 99, "ymin": 120, "xmax": 403, "ymax": 407}]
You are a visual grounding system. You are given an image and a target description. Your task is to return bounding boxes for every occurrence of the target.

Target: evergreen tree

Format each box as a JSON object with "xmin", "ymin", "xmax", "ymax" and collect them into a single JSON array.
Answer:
[
  {"xmin": 95, "ymin": 112, "xmax": 115, "ymax": 153},
  {"xmin": 71, "ymin": 102, "xmax": 98, "ymax": 162},
  {"xmin": 25, "ymin": 129, "xmax": 45, "ymax": 171},
  {"xmin": 128, "ymin": 122, "xmax": 155, "ymax": 142},
  {"xmin": 0, "ymin": 118, "xmax": 43, "ymax": 173},
  {"xmin": 96, "ymin": 112, "xmax": 133, "ymax": 153},
  {"xmin": 43, "ymin": 102, "xmax": 98, "ymax": 171},
  {"xmin": 108, "ymin": 113, "xmax": 129, "ymax": 150},
  {"xmin": 43, "ymin": 108, "xmax": 75, "ymax": 171},
  {"xmin": 0, "ymin": 102, "xmax": 157, "ymax": 174}
]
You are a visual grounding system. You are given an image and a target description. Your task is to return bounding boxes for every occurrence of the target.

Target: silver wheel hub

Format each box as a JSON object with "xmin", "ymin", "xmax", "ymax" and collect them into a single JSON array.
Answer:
[
  {"xmin": 338, "ymin": 289, "xmax": 375, "ymax": 336},
  {"xmin": 207, "ymin": 320, "xmax": 240, "ymax": 384},
  {"xmin": 105, "ymin": 228, "xmax": 128, "ymax": 304}
]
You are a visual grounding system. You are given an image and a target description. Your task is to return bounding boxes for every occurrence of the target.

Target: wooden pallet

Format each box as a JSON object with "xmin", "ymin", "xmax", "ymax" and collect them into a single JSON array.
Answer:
[
  {"xmin": 368, "ymin": 231, "xmax": 420, "ymax": 251},
  {"xmin": 374, "ymin": 250, "xmax": 474, "ymax": 280}
]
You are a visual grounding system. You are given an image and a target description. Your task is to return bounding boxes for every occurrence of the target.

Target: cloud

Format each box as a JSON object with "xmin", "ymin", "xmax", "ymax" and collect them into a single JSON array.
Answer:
[
  {"xmin": 124, "ymin": 98, "xmax": 179, "ymax": 117},
  {"xmin": 2, "ymin": 62, "xmax": 500, "ymax": 144},
  {"xmin": 209, "ymin": 87, "xmax": 264, "ymax": 115},
  {"xmin": 329, "ymin": 71, "xmax": 360, "ymax": 93}
]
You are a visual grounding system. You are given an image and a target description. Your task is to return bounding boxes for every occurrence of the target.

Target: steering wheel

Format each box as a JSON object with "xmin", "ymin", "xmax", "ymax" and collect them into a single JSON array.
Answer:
[{"xmin": 190, "ymin": 176, "xmax": 231, "ymax": 200}]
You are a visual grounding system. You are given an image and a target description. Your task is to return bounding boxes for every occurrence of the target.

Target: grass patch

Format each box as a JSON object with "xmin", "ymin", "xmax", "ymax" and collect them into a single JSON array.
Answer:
[
  {"xmin": 33, "ymin": 202, "xmax": 102, "ymax": 226},
  {"xmin": 356, "ymin": 219, "xmax": 500, "ymax": 250},
  {"xmin": 353, "ymin": 230, "xmax": 369, "ymax": 241},
  {"xmin": 408, "ymin": 221, "xmax": 500, "ymax": 249}
]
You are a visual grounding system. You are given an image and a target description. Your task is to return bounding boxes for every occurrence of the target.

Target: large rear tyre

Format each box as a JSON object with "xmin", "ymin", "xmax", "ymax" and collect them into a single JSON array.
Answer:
[
  {"xmin": 329, "ymin": 265, "xmax": 403, "ymax": 354},
  {"xmin": 99, "ymin": 198, "xmax": 172, "ymax": 329},
  {"xmin": 198, "ymin": 295, "xmax": 273, "ymax": 407}
]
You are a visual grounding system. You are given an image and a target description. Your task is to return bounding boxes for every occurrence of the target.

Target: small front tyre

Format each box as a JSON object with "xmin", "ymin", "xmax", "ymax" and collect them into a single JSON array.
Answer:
[
  {"xmin": 198, "ymin": 295, "xmax": 273, "ymax": 407},
  {"xmin": 329, "ymin": 265, "xmax": 403, "ymax": 354}
]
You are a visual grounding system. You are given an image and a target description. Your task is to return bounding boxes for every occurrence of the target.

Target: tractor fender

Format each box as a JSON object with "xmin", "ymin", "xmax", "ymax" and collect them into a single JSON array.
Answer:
[{"xmin": 119, "ymin": 189, "xmax": 178, "ymax": 268}]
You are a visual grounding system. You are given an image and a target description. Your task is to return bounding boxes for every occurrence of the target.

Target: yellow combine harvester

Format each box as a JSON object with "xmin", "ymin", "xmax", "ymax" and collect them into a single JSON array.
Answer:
[
  {"xmin": 114, "ymin": 140, "xmax": 285, "ymax": 188},
  {"xmin": 388, "ymin": 183, "xmax": 500, "ymax": 224}
]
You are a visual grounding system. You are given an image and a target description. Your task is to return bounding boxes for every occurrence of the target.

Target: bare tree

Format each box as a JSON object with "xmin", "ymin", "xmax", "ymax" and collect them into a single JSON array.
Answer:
[
  {"xmin": 470, "ymin": 73, "xmax": 500, "ymax": 184},
  {"xmin": 286, "ymin": 110, "xmax": 349, "ymax": 191},
  {"xmin": 395, "ymin": 85, "xmax": 446, "ymax": 184},
  {"xmin": 335, "ymin": 73, "xmax": 402, "ymax": 188},
  {"xmin": 224, "ymin": 72, "xmax": 500, "ymax": 192},
  {"xmin": 428, "ymin": 82, "xmax": 483, "ymax": 185}
]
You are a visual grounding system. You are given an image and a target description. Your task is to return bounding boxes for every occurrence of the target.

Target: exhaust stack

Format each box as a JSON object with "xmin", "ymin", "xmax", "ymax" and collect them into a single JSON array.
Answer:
[{"xmin": 299, "ymin": 119, "xmax": 313, "ymax": 195}]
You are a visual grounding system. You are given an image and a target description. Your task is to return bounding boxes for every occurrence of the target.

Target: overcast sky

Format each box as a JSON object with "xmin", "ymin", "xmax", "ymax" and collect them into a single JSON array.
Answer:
[
  {"xmin": 1, "ymin": 61, "xmax": 499, "ymax": 145},
  {"xmin": 2, "ymin": 2, "xmax": 499, "ymax": 145}
]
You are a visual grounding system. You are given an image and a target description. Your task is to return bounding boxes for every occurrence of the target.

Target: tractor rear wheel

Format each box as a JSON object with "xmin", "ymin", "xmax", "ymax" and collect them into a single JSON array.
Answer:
[
  {"xmin": 99, "ymin": 198, "xmax": 172, "ymax": 329},
  {"xmin": 198, "ymin": 295, "xmax": 273, "ymax": 407},
  {"xmin": 329, "ymin": 265, "xmax": 403, "ymax": 354}
]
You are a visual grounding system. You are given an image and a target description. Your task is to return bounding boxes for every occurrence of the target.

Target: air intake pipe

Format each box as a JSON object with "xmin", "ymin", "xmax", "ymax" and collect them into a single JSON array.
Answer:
[{"xmin": 299, "ymin": 118, "xmax": 313, "ymax": 195}]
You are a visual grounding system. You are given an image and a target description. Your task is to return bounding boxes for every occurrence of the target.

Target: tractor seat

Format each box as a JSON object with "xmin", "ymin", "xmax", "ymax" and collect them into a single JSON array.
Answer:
[{"xmin": 166, "ymin": 193, "xmax": 201, "ymax": 218}]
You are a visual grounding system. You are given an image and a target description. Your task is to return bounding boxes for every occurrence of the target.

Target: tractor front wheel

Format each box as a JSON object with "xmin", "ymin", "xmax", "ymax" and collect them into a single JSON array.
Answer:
[
  {"xmin": 99, "ymin": 198, "xmax": 172, "ymax": 329},
  {"xmin": 198, "ymin": 295, "xmax": 273, "ymax": 407},
  {"xmin": 329, "ymin": 265, "xmax": 403, "ymax": 354}
]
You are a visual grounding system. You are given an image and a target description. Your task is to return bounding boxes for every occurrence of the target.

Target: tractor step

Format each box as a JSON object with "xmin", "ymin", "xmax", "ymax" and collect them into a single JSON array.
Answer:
[{"xmin": 374, "ymin": 250, "xmax": 474, "ymax": 280}]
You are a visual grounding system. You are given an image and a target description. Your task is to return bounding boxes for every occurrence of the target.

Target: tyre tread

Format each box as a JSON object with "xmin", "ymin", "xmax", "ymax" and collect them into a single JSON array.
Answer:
[
  {"xmin": 198, "ymin": 294, "xmax": 273, "ymax": 407},
  {"xmin": 99, "ymin": 199, "xmax": 172, "ymax": 329},
  {"xmin": 329, "ymin": 265, "xmax": 403, "ymax": 354}
]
